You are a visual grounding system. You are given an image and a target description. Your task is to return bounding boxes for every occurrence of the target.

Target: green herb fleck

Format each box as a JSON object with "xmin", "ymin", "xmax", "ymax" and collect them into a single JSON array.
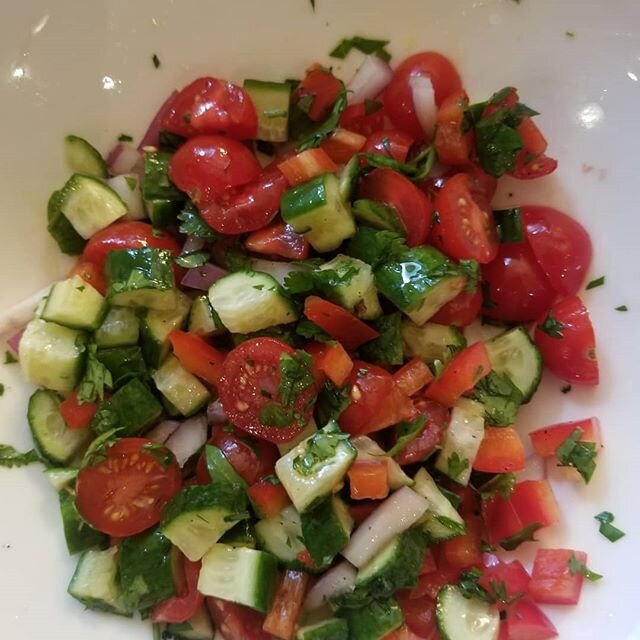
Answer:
[
  {"xmin": 565, "ymin": 31, "xmax": 576, "ymax": 37},
  {"xmin": 125, "ymin": 176, "xmax": 137, "ymax": 190},
  {"xmin": 152, "ymin": 54, "xmax": 161, "ymax": 69},
  {"xmin": 177, "ymin": 206, "xmax": 216, "ymax": 240},
  {"xmin": 297, "ymin": 86, "xmax": 348, "ymax": 151},
  {"xmin": 361, "ymin": 145, "xmax": 437, "ymax": 183},
  {"xmin": 77, "ymin": 343, "xmax": 113, "ymax": 404},
  {"xmin": 615, "ymin": 305, "xmax": 628, "ymax": 312},
  {"xmin": 555, "ymin": 428, "xmax": 597, "ymax": 483},
  {"xmin": 314, "ymin": 381, "xmax": 351, "ymax": 425},
  {"xmin": 4, "ymin": 352, "xmax": 17, "ymax": 365},
  {"xmin": 586, "ymin": 276, "xmax": 605, "ymax": 290},
  {"xmin": 360, "ymin": 312, "xmax": 403, "ymax": 366},
  {"xmin": 293, "ymin": 422, "xmax": 350, "ymax": 476},
  {"xmin": 386, "ymin": 415, "xmax": 426, "ymax": 458},
  {"xmin": 458, "ymin": 568, "xmax": 524, "ymax": 605},
  {"xmin": 296, "ymin": 319, "xmax": 333, "ymax": 343},
  {"xmin": 0, "ymin": 444, "xmax": 41, "ymax": 468},
  {"xmin": 494, "ymin": 208, "xmax": 524, "ymax": 243},
  {"xmin": 81, "ymin": 429, "xmax": 122, "ymax": 467},
  {"xmin": 561, "ymin": 384, "xmax": 572, "ymax": 394},
  {"xmin": 174, "ymin": 251, "xmax": 210, "ymax": 269},
  {"xmin": 0, "ymin": 383, "xmax": 5, "ymax": 397},
  {"xmin": 568, "ymin": 554, "xmax": 602, "ymax": 581},
  {"xmin": 309, "ymin": 0, "xmax": 315, "ymax": 10},
  {"xmin": 594, "ymin": 511, "xmax": 625, "ymax": 543},
  {"xmin": 434, "ymin": 515, "xmax": 467, "ymax": 537},
  {"xmin": 500, "ymin": 522, "xmax": 543, "ymax": 551},
  {"xmin": 538, "ymin": 312, "xmax": 565, "ymax": 339},
  {"xmin": 76, "ymin": 285, "xmax": 86, "ymax": 292},
  {"xmin": 471, "ymin": 371, "xmax": 523, "ymax": 426},
  {"xmin": 141, "ymin": 442, "xmax": 174, "ymax": 468},
  {"xmin": 479, "ymin": 473, "xmax": 517, "ymax": 500},
  {"xmin": 329, "ymin": 36, "xmax": 391, "ymax": 62},
  {"xmin": 447, "ymin": 452, "xmax": 469, "ymax": 481},
  {"xmin": 118, "ymin": 133, "xmax": 133, "ymax": 142}
]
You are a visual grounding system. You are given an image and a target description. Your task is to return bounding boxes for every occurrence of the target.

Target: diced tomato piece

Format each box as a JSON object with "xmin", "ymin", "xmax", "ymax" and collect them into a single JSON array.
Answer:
[
  {"xmin": 248, "ymin": 480, "xmax": 291, "ymax": 520},
  {"xmin": 151, "ymin": 557, "xmax": 204, "ymax": 623},
  {"xmin": 430, "ymin": 287, "xmax": 482, "ymax": 327},
  {"xmin": 509, "ymin": 480, "xmax": 561, "ymax": 529},
  {"xmin": 440, "ymin": 515, "xmax": 483, "ymax": 571},
  {"xmin": 512, "ymin": 153, "xmax": 558, "ymax": 180},
  {"xmin": 364, "ymin": 384, "xmax": 418, "ymax": 435},
  {"xmin": 303, "ymin": 296, "xmax": 379, "ymax": 350},
  {"xmin": 518, "ymin": 117, "xmax": 548, "ymax": 155},
  {"xmin": 245, "ymin": 222, "xmax": 310, "ymax": 260},
  {"xmin": 393, "ymin": 399, "xmax": 448, "ymax": 466},
  {"xmin": 59, "ymin": 389, "xmax": 99, "ymax": 430},
  {"xmin": 295, "ymin": 549, "xmax": 316, "ymax": 571},
  {"xmin": 528, "ymin": 548, "xmax": 588, "ymax": 605},
  {"xmin": 339, "ymin": 101, "xmax": 386, "ymax": 136},
  {"xmin": 506, "ymin": 597, "xmax": 558, "ymax": 639},
  {"xmin": 419, "ymin": 550, "xmax": 438, "ymax": 576},
  {"xmin": 396, "ymin": 591, "xmax": 440, "ymax": 639},
  {"xmin": 529, "ymin": 417, "xmax": 601, "ymax": 458},
  {"xmin": 348, "ymin": 500, "xmax": 379, "ymax": 526},
  {"xmin": 384, "ymin": 623, "xmax": 433, "ymax": 640},
  {"xmin": 262, "ymin": 570, "xmax": 309, "ymax": 640},
  {"xmin": 277, "ymin": 148, "xmax": 338, "ymax": 186},
  {"xmin": 312, "ymin": 341, "xmax": 354, "ymax": 387},
  {"xmin": 295, "ymin": 67, "xmax": 342, "ymax": 121},
  {"xmin": 168, "ymin": 330, "xmax": 226, "ymax": 387},
  {"xmin": 434, "ymin": 90, "xmax": 473, "ymax": 166},
  {"xmin": 348, "ymin": 459, "xmax": 390, "ymax": 500},
  {"xmin": 321, "ymin": 128, "xmax": 367, "ymax": 164},
  {"xmin": 481, "ymin": 493, "xmax": 524, "ymax": 546},
  {"xmin": 393, "ymin": 358, "xmax": 434, "ymax": 397},
  {"xmin": 409, "ymin": 565, "xmax": 460, "ymax": 601},
  {"xmin": 424, "ymin": 342, "xmax": 491, "ymax": 407},
  {"xmin": 363, "ymin": 130, "xmax": 414, "ymax": 164},
  {"xmin": 206, "ymin": 598, "xmax": 272, "ymax": 640},
  {"xmin": 473, "ymin": 427, "xmax": 526, "ymax": 473},
  {"xmin": 67, "ymin": 260, "xmax": 107, "ymax": 295},
  {"xmin": 479, "ymin": 553, "xmax": 531, "ymax": 611}
]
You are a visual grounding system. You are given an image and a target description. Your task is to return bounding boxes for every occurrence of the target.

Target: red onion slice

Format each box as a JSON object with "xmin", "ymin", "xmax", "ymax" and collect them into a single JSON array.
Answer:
[
  {"xmin": 181, "ymin": 235, "xmax": 206, "ymax": 255},
  {"xmin": 303, "ymin": 561, "xmax": 357, "ymax": 612},
  {"xmin": 206, "ymin": 399, "xmax": 227, "ymax": 425},
  {"xmin": 409, "ymin": 75, "xmax": 437, "ymax": 139},
  {"xmin": 181, "ymin": 263, "xmax": 228, "ymax": 291},
  {"xmin": 138, "ymin": 89, "xmax": 178, "ymax": 150},
  {"xmin": 165, "ymin": 414, "xmax": 208, "ymax": 467},
  {"xmin": 341, "ymin": 486, "xmax": 429, "ymax": 568},
  {"xmin": 108, "ymin": 144, "xmax": 142, "ymax": 175},
  {"xmin": 346, "ymin": 55, "xmax": 393, "ymax": 105},
  {"xmin": 6, "ymin": 328, "xmax": 24, "ymax": 358},
  {"xmin": 146, "ymin": 420, "xmax": 181, "ymax": 444}
]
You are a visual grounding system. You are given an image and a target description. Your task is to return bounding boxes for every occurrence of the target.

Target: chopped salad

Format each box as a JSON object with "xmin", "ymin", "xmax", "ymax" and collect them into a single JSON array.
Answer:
[{"xmin": 1, "ymin": 41, "xmax": 616, "ymax": 640}]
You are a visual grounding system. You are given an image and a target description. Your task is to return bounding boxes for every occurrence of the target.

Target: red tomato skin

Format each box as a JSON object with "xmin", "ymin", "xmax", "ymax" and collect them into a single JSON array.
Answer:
[
  {"xmin": 534, "ymin": 296, "xmax": 599, "ymax": 385},
  {"xmin": 247, "ymin": 480, "xmax": 291, "ymax": 519},
  {"xmin": 424, "ymin": 342, "xmax": 491, "ymax": 407},
  {"xmin": 434, "ymin": 90, "xmax": 473, "ymax": 166},
  {"xmin": 218, "ymin": 338, "xmax": 316, "ymax": 444},
  {"xmin": 523, "ymin": 206, "xmax": 592, "ymax": 297},
  {"xmin": 509, "ymin": 480, "xmax": 561, "ymax": 529},
  {"xmin": 150, "ymin": 558, "xmax": 204, "ymax": 624},
  {"xmin": 277, "ymin": 148, "xmax": 338, "ymax": 187},
  {"xmin": 473, "ymin": 427, "xmax": 526, "ymax": 473},
  {"xmin": 168, "ymin": 135, "xmax": 261, "ymax": 205},
  {"xmin": 76, "ymin": 438, "xmax": 182, "ymax": 537},
  {"xmin": 512, "ymin": 154, "xmax": 558, "ymax": 180},
  {"xmin": 339, "ymin": 101, "xmax": 386, "ymax": 136},
  {"xmin": 528, "ymin": 548, "xmax": 587, "ymax": 605},
  {"xmin": 409, "ymin": 565, "xmax": 460, "ymax": 601},
  {"xmin": 206, "ymin": 598, "xmax": 271, "ymax": 640},
  {"xmin": 529, "ymin": 417, "xmax": 601, "ymax": 458},
  {"xmin": 506, "ymin": 597, "xmax": 559, "ymax": 640},
  {"xmin": 431, "ymin": 173, "xmax": 499, "ymax": 264},
  {"xmin": 357, "ymin": 168, "xmax": 432, "ymax": 246},
  {"xmin": 59, "ymin": 389, "xmax": 98, "ymax": 430},
  {"xmin": 430, "ymin": 288, "xmax": 482, "ymax": 327},
  {"xmin": 200, "ymin": 165, "xmax": 289, "ymax": 235},
  {"xmin": 440, "ymin": 515, "xmax": 484, "ymax": 571},
  {"xmin": 162, "ymin": 77, "xmax": 257, "ymax": 139},
  {"xmin": 295, "ymin": 68, "xmax": 342, "ymax": 121},
  {"xmin": 479, "ymin": 553, "xmax": 531, "ymax": 611},
  {"xmin": 82, "ymin": 222, "xmax": 181, "ymax": 273},
  {"xmin": 245, "ymin": 222, "xmax": 309, "ymax": 260},
  {"xmin": 482, "ymin": 493, "xmax": 524, "ymax": 545},
  {"xmin": 362, "ymin": 130, "xmax": 414, "ymax": 163},
  {"xmin": 482, "ymin": 241, "xmax": 557, "ymax": 323},
  {"xmin": 396, "ymin": 592, "xmax": 439, "ymax": 638},
  {"xmin": 393, "ymin": 399, "xmax": 449, "ymax": 466},
  {"xmin": 384, "ymin": 52, "xmax": 463, "ymax": 139},
  {"xmin": 320, "ymin": 128, "xmax": 367, "ymax": 164},
  {"xmin": 67, "ymin": 260, "xmax": 107, "ymax": 295}
]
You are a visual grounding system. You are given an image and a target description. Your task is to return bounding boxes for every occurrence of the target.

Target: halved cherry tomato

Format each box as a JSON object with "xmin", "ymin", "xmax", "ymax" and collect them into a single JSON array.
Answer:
[
  {"xmin": 217, "ymin": 338, "xmax": 317, "ymax": 443},
  {"xmin": 161, "ymin": 76, "xmax": 257, "ymax": 139},
  {"xmin": 396, "ymin": 591, "xmax": 439, "ymax": 639},
  {"xmin": 82, "ymin": 222, "xmax": 182, "ymax": 274},
  {"xmin": 169, "ymin": 330, "xmax": 226, "ymax": 387},
  {"xmin": 384, "ymin": 52, "xmax": 463, "ymax": 139},
  {"xmin": 506, "ymin": 597, "xmax": 559, "ymax": 639},
  {"xmin": 295, "ymin": 67, "xmax": 342, "ymax": 122},
  {"xmin": 248, "ymin": 479, "xmax": 291, "ymax": 520},
  {"xmin": 67, "ymin": 260, "xmax": 107, "ymax": 295},
  {"xmin": 362, "ymin": 130, "xmax": 414, "ymax": 163},
  {"xmin": 169, "ymin": 134, "xmax": 261, "ymax": 205},
  {"xmin": 431, "ymin": 173, "xmax": 499, "ymax": 264},
  {"xmin": 150, "ymin": 557, "xmax": 204, "ymax": 623},
  {"xmin": 76, "ymin": 438, "xmax": 182, "ymax": 537},
  {"xmin": 523, "ymin": 206, "xmax": 592, "ymax": 297},
  {"xmin": 393, "ymin": 358, "xmax": 434, "ymax": 397},
  {"xmin": 277, "ymin": 148, "xmax": 338, "ymax": 186},
  {"xmin": 473, "ymin": 427, "xmax": 526, "ymax": 473},
  {"xmin": 528, "ymin": 548, "xmax": 588, "ymax": 605},
  {"xmin": 511, "ymin": 118, "xmax": 557, "ymax": 180},
  {"xmin": 263, "ymin": 570, "xmax": 309, "ymax": 640},
  {"xmin": 59, "ymin": 389, "xmax": 99, "ymax": 430},
  {"xmin": 434, "ymin": 90, "xmax": 473, "ymax": 166},
  {"xmin": 482, "ymin": 241, "xmax": 557, "ymax": 323},
  {"xmin": 200, "ymin": 164, "xmax": 289, "ymax": 234},
  {"xmin": 529, "ymin": 417, "xmax": 601, "ymax": 458},
  {"xmin": 424, "ymin": 342, "xmax": 491, "ymax": 407},
  {"xmin": 466, "ymin": 162, "xmax": 499, "ymax": 202},
  {"xmin": 440, "ymin": 515, "xmax": 484, "ymax": 571},
  {"xmin": 357, "ymin": 168, "xmax": 432, "ymax": 246},
  {"xmin": 430, "ymin": 287, "xmax": 482, "ymax": 327},
  {"xmin": 303, "ymin": 296, "xmax": 379, "ymax": 350},
  {"xmin": 348, "ymin": 459, "xmax": 390, "ymax": 500},
  {"xmin": 367, "ymin": 385, "xmax": 418, "ymax": 434},
  {"xmin": 206, "ymin": 598, "xmax": 271, "ymax": 640},
  {"xmin": 339, "ymin": 101, "xmax": 386, "ymax": 136},
  {"xmin": 245, "ymin": 221, "xmax": 310, "ymax": 260},
  {"xmin": 321, "ymin": 128, "xmax": 367, "ymax": 164},
  {"xmin": 393, "ymin": 399, "xmax": 448, "ymax": 466},
  {"xmin": 311, "ymin": 341, "xmax": 354, "ymax": 387},
  {"xmin": 534, "ymin": 296, "xmax": 599, "ymax": 385}
]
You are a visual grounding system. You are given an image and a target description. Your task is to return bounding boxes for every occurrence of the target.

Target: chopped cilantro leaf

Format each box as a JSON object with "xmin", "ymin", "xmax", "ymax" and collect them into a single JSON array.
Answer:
[
  {"xmin": 329, "ymin": 36, "xmax": 392, "ymax": 62},
  {"xmin": 0, "ymin": 444, "xmax": 41, "ymax": 468},
  {"xmin": 538, "ymin": 312, "xmax": 565, "ymax": 339},
  {"xmin": 471, "ymin": 371, "xmax": 523, "ymax": 426},
  {"xmin": 293, "ymin": 422, "xmax": 350, "ymax": 476},
  {"xmin": 174, "ymin": 251, "xmax": 210, "ymax": 269},
  {"xmin": 499, "ymin": 522, "xmax": 543, "ymax": 551},
  {"xmin": 615, "ymin": 305, "xmax": 628, "ymax": 312},
  {"xmin": 361, "ymin": 145, "xmax": 436, "ymax": 183},
  {"xmin": 0, "ymin": 383, "xmax": 4, "ymax": 397},
  {"xmin": 141, "ymin": 442, "xmax": 174, "ymax": 468},
  {"xmin": 118, "ymin": 133, "xmax": 133, "ymax": 142},
  {"xmin": 568, "ymin": 554, "xmax": 602, "ymax": 581},
  {"xmin": 359, "ymin": 312, "xmax": 403, "ymax": 365},
  {"xmin": 314, "ymin": 381, "xmax": 351, "ymax": 425},
  {"xmin": 565, "ymin": 31, "xmax": 576, "ymax": 37},
  {"xmin": 297, "ymin": 86, "xmax": 348, "ymax": 151},
  {"xmin": 594, "ymin": 511, "xmax": 626, "ymax": 543},
  {"xmin": 447, "ymin": 452, "xmax": 469, "ymax": 482},
  {"xmin": 479, "ymin": 472, "xmax": 517, "ymax": 500},
  {"xmin": 386, "ymin": 415, "xmax": 426, "ymax": 458},
  {"xmin": 77, "ymin": 343, "xmax": 113, "ymax": 404},
  {"xmin": 4, "ymin": 352, "xmax": 17, "ymax": 365},
  {"xmin": 586, "ymin": 276, "xmax": 605, "ymax": 290},
  {"xmin": 177, "ymin": 206, "xmax": 216, "ymax": 240},
  {"xmin": 310, "ymin": 0, "xmax": 315, "ymax": 10},
  {"xmin": 458, "ymin": 568, "xmax": 525, "ymax": 605},
  {"xmin": 555, "ymin": 428, "xmax": 597, "ymax": 483},
  {"xmin": 152, "ymin": 54, "xmax": 161, "ymax": 68}
]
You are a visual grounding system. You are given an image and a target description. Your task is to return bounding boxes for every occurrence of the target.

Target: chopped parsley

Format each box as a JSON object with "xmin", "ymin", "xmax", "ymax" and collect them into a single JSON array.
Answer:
[
  {"xmin": 295, "ymin": 319, "xmax": 333, "ymax": 343},
  {"xmin": 586, "ymin": 276, "xmax": 605, "ymax": 290},
  {"xmin": 361, "ymin": 145, "xmax": 437, "ymax": 182},
  {"xmin": 458, "ymin": 568, "xmax": 524, "ymax": 605},
  {"xmin": 329, "ymin": 36, "xmax": 391, "ymax": 62},
  {"xmin": 565, "ymin": 31, "xmax": 576, "ymax": 38},
  {"xmin": 538, "ymin": 312, "xmax": 565, "ymax": 339},
  {"xmin": 568, "ymin": 554, "xmax": 602, "ymax": 582},
  {"xmin": 447, "ymin": 452, "xmax": 469, "ymax": 482},
  {"xmin": 479, "ymin": 472, "xmax": 517, "ymax": 500},
  {"xmin": 594, "ymin": 511, "xmax": 626, "ymax": 543},
  {"xmin": 615, "ymin": 305, "xmax": 628, "ymax": 312},
  {"xmin": 471, "ymin": 370, "xmax": 523, "ymax": 426},
  {"xmin": 174, "ymin": 250, "xmax": 210, "ymax": 269},
  {"xmin": 360, "ymin": 312, "xmax": 403, "ymax": 366},
  {"xmin": 118, "ymin": 133, "xmax": 133, "ymax": 142},
  {"xmin": 0, "ymin": 444, "xmax": 41, "ymax": 468},
  {"xmin": 386, "ymin": 415, "xmax": 427, "ymax": 458},
  {"xmin": 314, "ymin": 381, "xmax": 351, "ymax": 425},
  {"xmin": 152, "ymin": 53, "xmax": 161, "ymax": 68},
  {"xmin": 499, "ymin": 522, "xmax": 543, "ymax": 551},
  {"xmin": 76, "ymin": 343, "xmax": 113, "ymax": 404},
  {"xmin": 141, "ymin": 442, "xmax": 174, "ymax": 469},
  {"xmin": 555, "ymin": 428, "xmax": 597, "ymax": 483},
  {"xmin": 297, "ymin": 86, "xmax": 348, "ymax": 151},
  {"xmin": 4, "ymin": 352, "xmax": 17, "ymax": 365},
  {"xmin": 177, "ymin": 206, "xmax": 216, "ymax": 240},
  {"xmin": 293, "ymin": 423, "xmax": 350, "ymax": 476}
]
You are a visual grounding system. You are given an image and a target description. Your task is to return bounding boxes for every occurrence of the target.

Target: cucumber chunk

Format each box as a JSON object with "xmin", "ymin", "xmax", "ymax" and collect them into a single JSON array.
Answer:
[
  {"xmin": 243, "ymin": 79, "xmax": 291, "ymax": 142},
  {"xmin": 188, "ymin": 294, "xmax": 225, "ymax": 337},
  {"xmin": 166, "ymin": 605, "xmax": 215, "ymax": 640},
  {"xmin": 41, "ymin": 275, "xmax": 107, "ymax": 331},
  {"xmin": 47, "ymin": 188, "xmax": 87, "ymax": 255},
  {"xmin": 296, "ymin": 618, "xmax": 349, "ymax": 640},
  {"xmin": 107, "ymin": 174, "xmax": 146, "ymax": 221},
  {"xmin": 255, "ymin": 505, "xmax": 306, "ymax": 566},
  {"xmin": 44, "ymin": 467, "xmax": 79, "ymax": 491},
  {"xmin": 401, "ymin": 320, "xmax": 467, "ymax": 363},
  {"xmin": 94, "ymin": 306, "xmax": 140, "ymax": 348},
  {"xmin": 152, "ymin": 354, "xmax": 211, "ymax": 417},
  {"xmin": 339, "ymin": 597, "xmax": 403, "ymax": 640},
  {"xmin": 436, "ymin": 585, "xmax": 500, "ymax": 640},
  {"xmin": 64, "ymin": 135, "xmax": 108, "ymax": 178},
  {"xmin": 142, "ymin": 150, "xmax": 185, "ymax": 226},
  {"xmin": 59, "ymin": 491, "xmax": 108, "ymax": 555}
]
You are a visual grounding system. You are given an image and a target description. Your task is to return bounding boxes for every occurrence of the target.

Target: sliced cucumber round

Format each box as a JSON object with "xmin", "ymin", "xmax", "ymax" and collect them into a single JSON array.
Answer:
[{"xmin": 436, "ymin": 585, "xmax": 500, "ymax": 640}]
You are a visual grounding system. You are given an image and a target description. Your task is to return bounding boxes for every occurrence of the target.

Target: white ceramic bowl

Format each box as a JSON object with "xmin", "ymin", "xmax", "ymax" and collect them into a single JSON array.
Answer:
[{"xmin": 1, "ymin": 1, "xmax": 639, "ymax": 638}]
